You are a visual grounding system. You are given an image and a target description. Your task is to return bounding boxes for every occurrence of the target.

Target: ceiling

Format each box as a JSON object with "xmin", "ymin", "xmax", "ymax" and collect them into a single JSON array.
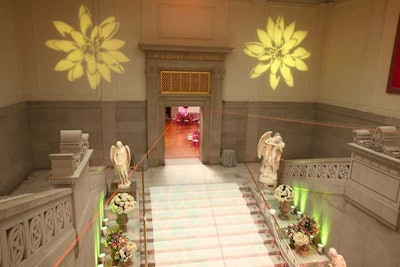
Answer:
[{"xmin": 247, "ymin": 0, "xmax": 340, "ymax": 4}]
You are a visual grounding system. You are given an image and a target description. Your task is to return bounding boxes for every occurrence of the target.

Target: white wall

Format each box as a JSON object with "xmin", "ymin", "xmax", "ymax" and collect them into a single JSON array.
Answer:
[
  {"xmin": 0, "ymin": 0, "xmax": 22, "ymax": 108},
  {"xmin": 17, "ymin": 0, "xmax": 145, "ymax": 101},
  {"xmin": 1, "ymin": 0, "xmax": 399, "ymax": 118},
  {"xmin": 225, "ymin": 1, "xmax": 325, "ymax": 102},
  {"xmin": 321, "ymin": 0, "xmax": 400, "ymax": 118}
]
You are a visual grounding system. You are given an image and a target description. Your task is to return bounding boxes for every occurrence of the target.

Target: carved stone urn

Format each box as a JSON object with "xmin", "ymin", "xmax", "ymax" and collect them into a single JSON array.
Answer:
[
  {"xmin": 278, "ymin": 201, "xmax": 291, "ymax": 220},
  {"xmin": 116, "ymin": 213, "xmax": 129, "ymax": 232},
  {"xmin": 296, "ymin": 244, "xmax": 310, "ymax": 257}
]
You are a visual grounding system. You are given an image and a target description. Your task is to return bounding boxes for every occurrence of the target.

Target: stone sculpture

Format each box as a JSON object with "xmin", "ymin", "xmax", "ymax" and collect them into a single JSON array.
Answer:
[
  {"xmin": 373, "ymin": 126, "xmax": 400, "ymax": 157},
  {"xmin": 353, "ymin": 126, "xmax": 400, "ymax": 158},
  {"xmin": 110, "ymin": 141, "xmax": 131, "ymax": 188},
  {"xmin": 328, "ymin": 248, "xmax": 347, "ymax": 267},
  {"xmin": 257, "ymin": 131, "xmax": 285, "ymax": 192}
]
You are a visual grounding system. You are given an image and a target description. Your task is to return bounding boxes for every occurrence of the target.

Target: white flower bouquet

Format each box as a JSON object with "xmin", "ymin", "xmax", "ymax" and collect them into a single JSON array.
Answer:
[
  {"xmin": 293, "ymin": 232, "xmax": 309, "ymax": 246},
  {"xmin": 110, "ymin": 193, "xmax": 136, "ymax": 214},
  {"xmin": 274, "ymin": 184, "xmax": 294, "ymax": 202},
  {"xmin": 118, "ymin": 241, "xmax": 137, "ymax": 263}
]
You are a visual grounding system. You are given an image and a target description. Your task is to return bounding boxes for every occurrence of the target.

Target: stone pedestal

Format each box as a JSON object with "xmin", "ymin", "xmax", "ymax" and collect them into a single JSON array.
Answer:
[{"xmin": 346, "ymin": 143, "xmax": 400, "ymax": 229}]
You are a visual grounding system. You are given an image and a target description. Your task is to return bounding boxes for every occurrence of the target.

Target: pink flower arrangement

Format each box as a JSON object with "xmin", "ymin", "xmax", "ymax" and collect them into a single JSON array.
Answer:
[
  {"xmin": 118, "ymin": 241, "xmax": 138, "ymax": 263},
  {"xmin": 104, "ymin": 226, "xmax": 129, "ymax": 250},
  {"xmin": 297, "ymin": 215, "xmax": 319, "ymax": 236},
  {"xmin": 285, "ymin": 215, "xmax": 319, "ymax": 238}
]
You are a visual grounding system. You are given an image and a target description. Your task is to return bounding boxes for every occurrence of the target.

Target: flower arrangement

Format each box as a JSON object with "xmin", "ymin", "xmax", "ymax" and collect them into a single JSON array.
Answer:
[
  {"xmin": 285, "ymin": 223, "xmax": 297, "ymax": 239},
  {"xmin": 285, "ymin": 215, "xmax": 319, "ymax": 239},
  {"xmin": 293, "ymin": 232, "xmax": 309, "ymax": 246},
  {"xmin": 274, "ymin": 184, "xmax": 294, "ymax": 202},
  {"xmin": 110, "ymin": 192, "xmax": 136, "ymax": 214},
  {"xmin": 118, "ymin": 241, "xmax": 138, "ymax": 263},
  {"xmin": 296, "ymin": 215, "xmax": 319, "ymax": 237},
  {"xmin": 104, "ymin": 226, "xmax": 129, "ymax": 251}
]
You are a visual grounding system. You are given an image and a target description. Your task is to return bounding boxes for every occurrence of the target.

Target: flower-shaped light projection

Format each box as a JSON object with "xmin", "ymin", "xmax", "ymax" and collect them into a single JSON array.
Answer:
[
  {"xmin": 244, "ymin": 16, "xmax": 311, "ymax": 90},
  {"xmin": 45, "ymin": 5, "xmax": 129, "ymax": 89}
]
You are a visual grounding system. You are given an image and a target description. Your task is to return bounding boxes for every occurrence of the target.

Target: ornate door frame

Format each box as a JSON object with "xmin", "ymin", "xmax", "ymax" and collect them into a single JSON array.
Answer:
[{"xmin": 140, "ymin": 44, "xmax": 232, "ymax": 166}]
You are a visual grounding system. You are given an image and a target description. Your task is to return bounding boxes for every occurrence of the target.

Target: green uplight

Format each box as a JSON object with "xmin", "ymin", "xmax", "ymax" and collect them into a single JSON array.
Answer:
[
  {"xmin": 94, "ymin": 214, "xmax": 100, "ymax": 265},
  {"xmin": 293, "ymin": 186, "xmax": 300, "ymax": 207},
  {"xmin": 292, "ymin": 183, "xmax": 308, "ymax": 212},
  {"xmin": 99, "ymin": 191, "xmax": 105, "ymax": 222},
  {"xmin": 320, "ymin": 214, "xmax": 330, "ymax": 245},
  {"xmin": 94, "ymin": 192, "xmax": 105, "ymax": 265},
  {"xmin": 299, "ymin": 189, "xmax": 308, "ymax": 212}
]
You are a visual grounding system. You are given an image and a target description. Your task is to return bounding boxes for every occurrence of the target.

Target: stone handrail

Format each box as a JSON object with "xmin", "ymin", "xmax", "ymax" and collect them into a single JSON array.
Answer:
[
  {"xmin": 0, "ymin": 189, "xmax": 75, "ymax": 267},
  {"xmin": 281, "ymin": 158, "xmax": 350, "ymax": 183},
  {"xmin": 245, "ymin": 164, "xmax": 301, "ymax": 267},
  {"xmin": 267, "ymin": 215, "xmax": 299, "ymax": 267},
  {"xmin": 0, "ymin": 130, "xmax": 107, "ymax": 267}
]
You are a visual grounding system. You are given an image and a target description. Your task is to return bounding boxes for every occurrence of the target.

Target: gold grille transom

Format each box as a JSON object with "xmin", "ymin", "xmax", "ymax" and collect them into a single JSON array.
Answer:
[{"xmin": 160, "ymin": 71, "xmax": 210, "ymax": 94}]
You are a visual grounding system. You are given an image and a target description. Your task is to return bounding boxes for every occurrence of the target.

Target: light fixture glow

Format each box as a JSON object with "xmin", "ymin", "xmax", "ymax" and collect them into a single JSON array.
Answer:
[
  {"xmin": 244, "ymin": 16, "xmax": 311, "ymax": 90},
  {"xmin": 320, "ymin": 214, "xmax": 330, "ymax": 245},
  {"xmin": 45, "ymin": 5, "xmax": 129, "ymax": 89}
]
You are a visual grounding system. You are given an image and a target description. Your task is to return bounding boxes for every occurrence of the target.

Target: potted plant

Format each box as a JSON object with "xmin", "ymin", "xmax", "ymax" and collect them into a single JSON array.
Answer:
[
  {"xmin": 274, "ymin": 184, "xmax": 294, "ymax": 220},
  {"xmin": 109, "ymin": 193, "xmax": 136, "ymax": 231}
]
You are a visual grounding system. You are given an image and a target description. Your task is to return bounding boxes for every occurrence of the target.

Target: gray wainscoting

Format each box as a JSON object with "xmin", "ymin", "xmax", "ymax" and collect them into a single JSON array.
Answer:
[
  {"xmin": 28, "ymin": 101, "xmax": 147, "ymax": 169},
  {"xmin": 1, "ymin": 100, "xmax": 398, "ymax": 195},
  {"xmin": 0, "ymin": 102, "xmax": 32, "ymax": 195}
]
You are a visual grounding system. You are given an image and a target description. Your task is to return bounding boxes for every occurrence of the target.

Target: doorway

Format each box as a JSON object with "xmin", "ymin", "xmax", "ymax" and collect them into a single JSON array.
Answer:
[
  {"xmin": 140, "ymin": 44, "xmax": 232, "ymax": 166},
  {"xmin": 165, "ymin": 106, "xmax": 201, "ymax": 159}
]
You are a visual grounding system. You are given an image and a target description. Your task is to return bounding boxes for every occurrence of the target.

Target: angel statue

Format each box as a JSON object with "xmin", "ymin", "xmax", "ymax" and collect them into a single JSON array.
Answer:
[
  {"xmin": 257, "ymin": 131, "xmax": 285, "ymax": 192},
  {"xmin": 110, "ymin": 141, "xmax": 131, "ymax": 188},
  {"xmin": 328, "ymin": 248, "xmax": 347, "ymax": 267}
]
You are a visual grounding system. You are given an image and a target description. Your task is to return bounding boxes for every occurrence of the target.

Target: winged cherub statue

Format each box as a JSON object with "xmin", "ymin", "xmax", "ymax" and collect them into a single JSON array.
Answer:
[
  {"xmin": 328, "ymin": 248, "xmax": 347, "ymax": 267},
  {"xmin": 110, "ymin": 141, "xmax": 131, "ymax": 188},
  {"xmin": 257, "ymin": 131, "xmax": 285, "ymax": 191}
]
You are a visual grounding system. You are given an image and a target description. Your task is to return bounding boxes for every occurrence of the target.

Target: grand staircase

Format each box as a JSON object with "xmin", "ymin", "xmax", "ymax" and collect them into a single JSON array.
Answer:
[{"xmin": 140, "ymin": 182, "xmax": 287, "ymax": 266}]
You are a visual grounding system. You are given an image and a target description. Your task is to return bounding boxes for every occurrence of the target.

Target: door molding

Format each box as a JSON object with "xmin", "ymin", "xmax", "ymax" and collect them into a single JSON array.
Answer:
[{"xmin": 140, "ymin": 44, "xmax": 232, "ymax": 166}]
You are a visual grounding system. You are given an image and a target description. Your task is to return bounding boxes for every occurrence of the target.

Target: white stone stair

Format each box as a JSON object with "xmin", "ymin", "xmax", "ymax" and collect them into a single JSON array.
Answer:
[{"xmin": 140, "ymin": 183, "xmax": 286, "ymax": 267}]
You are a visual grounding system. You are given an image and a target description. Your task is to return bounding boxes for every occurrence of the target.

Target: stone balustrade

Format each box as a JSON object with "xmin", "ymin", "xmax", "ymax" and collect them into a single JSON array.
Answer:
[
  {"xmin": 0, "ymin": 129, "xmax": 107, "ymax": 267},
  {"xmin": 346, "ymin": 143, "xmax": 400, "ymax": 230},
  {"xmin": 0, "ymin": 189, "xmax": 75, "ymax": 267},
  {"xmin": 281, "ymin": 158, "xmax": 350, "ymax": 182}
]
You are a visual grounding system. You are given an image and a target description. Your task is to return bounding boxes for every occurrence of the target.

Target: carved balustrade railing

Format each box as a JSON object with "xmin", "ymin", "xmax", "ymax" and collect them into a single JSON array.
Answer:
[
  {"xmin": 0, "ymin": 189, "xmax": 75, "ymax": 267},
  {"xmin": 280, "ymin": 158, "xmax": 351, "ymax": 183}
]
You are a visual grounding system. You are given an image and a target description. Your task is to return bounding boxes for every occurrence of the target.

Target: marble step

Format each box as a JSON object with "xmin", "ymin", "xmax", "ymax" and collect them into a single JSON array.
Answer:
[
  {"xmin": 144, "ymin": 195, "xmax": 256, "ymax": 211},
  {"xmin": 142, "ymin": 253, "xmax": 286, "ymax": 267},
  {"xmin": 142, "ymin": 221, "xmax": 270, "ymax": 242},
  {"xmin": 147, "ymin": 183, "xmax": 247, "ymax": 194},
  {"xmin": 142, "ymin": 232, "xmax": 276, "ymax": 254},
  {"xmin": 144, "ymin": 207, "xmax": 265, "ymax": 222},
  {"xmin": 146, "ymin": 189, "xmax": 252, "ymax": 203},
  {"xmin": 146, "ymin": 245, "xmax": 282, "ymax": 266}
]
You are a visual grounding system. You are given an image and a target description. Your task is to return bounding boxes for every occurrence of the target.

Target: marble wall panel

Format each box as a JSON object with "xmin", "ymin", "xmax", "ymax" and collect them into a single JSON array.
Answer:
[
  {"xmin": 313, "ymin": 103, "xmax": 400, "ymax": 158},
  {"xmin": 115, "ymin": 101, "xmax": 147, "ymax": 157},
  {"xmin": 0, "ymin": 102, "xmax": 32, "ymax": 195},
  {"xmin": 221, "ymin": 101, "xmax": 316, "ymax": 162},
  {"xmin": 28, "ymin": 101, "xmax": 104, "ymax": 168}
]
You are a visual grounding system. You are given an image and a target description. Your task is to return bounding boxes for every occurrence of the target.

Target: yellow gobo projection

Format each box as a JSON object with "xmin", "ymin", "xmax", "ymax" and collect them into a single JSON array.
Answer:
[
  {"xmin": 244, "ymin": 16, "xmax": 310, "ymax": 90},
  {"xmin": 45, "ymin": 5, "xmax": 129, "ymax": 89}
]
